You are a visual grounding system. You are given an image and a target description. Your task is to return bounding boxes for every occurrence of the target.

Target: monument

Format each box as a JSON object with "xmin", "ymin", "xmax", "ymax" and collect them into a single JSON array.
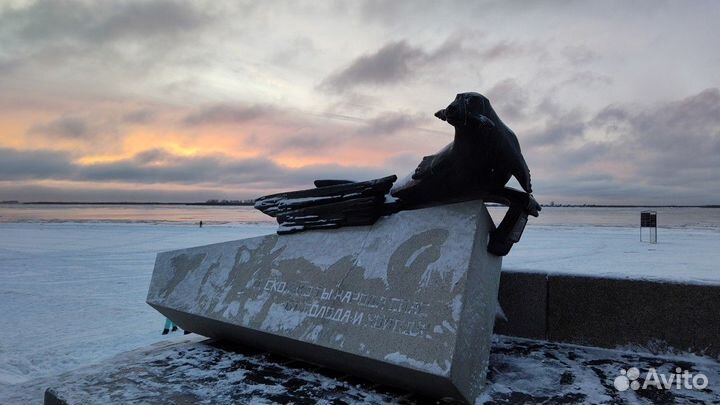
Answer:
[
  {"xmin": 255, "ymin": 92, "xmax": 540, "ymax": 256},
  {"xmin": 147, "ymin": 92, "xmax": 539, "ymax": 404}
]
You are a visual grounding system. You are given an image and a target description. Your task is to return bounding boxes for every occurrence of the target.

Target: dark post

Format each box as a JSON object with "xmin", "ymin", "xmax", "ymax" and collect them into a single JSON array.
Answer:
[{"xmin": 640, "ymin": 211, "xmax": 657, "ymax": 243}]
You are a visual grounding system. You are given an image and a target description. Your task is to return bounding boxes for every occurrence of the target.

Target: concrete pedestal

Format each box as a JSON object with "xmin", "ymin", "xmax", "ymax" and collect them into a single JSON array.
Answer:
[{"xmin": 147, "ymin": 201, "xmax": 501, "ymax": 403}]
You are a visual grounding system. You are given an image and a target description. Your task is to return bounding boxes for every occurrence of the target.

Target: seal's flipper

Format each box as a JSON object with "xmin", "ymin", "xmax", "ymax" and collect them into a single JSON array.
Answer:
[
  {"xmin": 488, "ymin": 205, "xmax": 528, "ymax": 256},
  {"xmin": 504, "ymin": 141, "xmax": 532, "ymax": 194},
  {"xmin": 494, "ymin": 123, "xmax": 533, "ymax": 194},
  {"xmin": 484, "ymin": 186, "xmax": 541, "ymax": 256},
  {"xmin": 484, "ymin": 187, "xmax": 541, "ymax": 217}
]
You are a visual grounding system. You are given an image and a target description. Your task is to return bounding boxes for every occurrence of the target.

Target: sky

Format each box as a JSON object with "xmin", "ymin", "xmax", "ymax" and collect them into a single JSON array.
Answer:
[{"xmin": 0, "ymin": 0, "xmax": 718, "ymax": 204}]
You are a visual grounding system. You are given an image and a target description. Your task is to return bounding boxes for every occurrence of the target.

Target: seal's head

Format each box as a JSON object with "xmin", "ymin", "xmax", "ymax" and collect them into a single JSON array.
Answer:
[{"xmin": 435, "ymin": 92, "xmax": 495, "ymax": 129}]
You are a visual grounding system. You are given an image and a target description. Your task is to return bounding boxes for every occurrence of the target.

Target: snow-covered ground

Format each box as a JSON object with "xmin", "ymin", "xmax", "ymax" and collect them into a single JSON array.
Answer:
[
  {"xmin": 504, "ymin": 225, "xmax": 720, "ymax": 285},
  {"xmin": 0, "ymin": 222, "xmax": 276, "ymax": 398},
  {"xmin": 0, "ymin": 220, "xmax": 718, "ymax": 403}
]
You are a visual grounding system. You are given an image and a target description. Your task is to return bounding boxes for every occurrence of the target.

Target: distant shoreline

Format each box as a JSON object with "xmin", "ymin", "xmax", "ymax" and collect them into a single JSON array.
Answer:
[
  {"xmin": 2, "ymin": 201, "xmax": 256, "ymax": 206},
  {"xmin": 1, "ymin": 201, "xmax": 718, "ymax": 208}
]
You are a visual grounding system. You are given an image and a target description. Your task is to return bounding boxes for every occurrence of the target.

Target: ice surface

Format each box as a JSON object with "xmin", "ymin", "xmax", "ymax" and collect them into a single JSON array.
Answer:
[
  {"xmin": 0, "ymin": 222, "xmax": 275, "ymax": 392},
  {"xmin": 502, "ymin": 225, "xmax": 720, "ymax": 285},
  {"xmin": 1, "ymin": 219, "xmax": 719, "ymax": 402}
]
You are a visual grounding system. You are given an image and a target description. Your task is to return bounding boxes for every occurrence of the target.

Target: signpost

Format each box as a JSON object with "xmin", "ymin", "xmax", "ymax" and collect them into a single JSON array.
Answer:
[{"xmin": 640, "ymin": 211, "xmax": 657, "ymax": 244}]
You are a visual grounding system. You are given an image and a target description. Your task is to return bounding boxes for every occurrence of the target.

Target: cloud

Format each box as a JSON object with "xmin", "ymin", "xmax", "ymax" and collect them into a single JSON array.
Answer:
[
  {"xmin": 486, "ymin": 79, "xmax": 529, "ymax": 121},
  {"xmin": 592, "ymin": 88, "xmax": 720, "ymax": 179},
  {"xmin": 560, "ymin": 45, "xmax": 596, "ymax": 65},
  {"xmin": 558, "ymin": 71, "xmax": 613, "ymax": 88},
  {"xmin": 0, "ymin": 0, "xmax": 212, "ymax": 44},
  {"xmin": 27, "ymin": 111, "xmax": 147, "ymax": 144},
  {"xmin": 181, "ymin": 103, "xmax": 353, "ymax": 155},
  {"xmin": 182, "ymin": 104, "xmax": 277, "ymax": 126},
  {"xmin": 526, "ymin": 111, "xmax": 587, "ymax": 148},
  {"xmin": 524, "ymin": 98, "xmax": 587, "ymax": 147},
  {"xmin": 521, "ymin": 88, "xmax": 720, "ymax": 204},
  {"xmin": 0, "ymin": 148, "xmax": 74, "ymax": 180},
  {"xmin": 358, "ymin": 0, "xmax": 430, "ymax": 23},
  {"xmin": 0, "ymin": 147, "xmax": 390, "ymax": 195},
  {"xmin": 320, "ymin": 41, "xmax": 426, "ymax": 91},
  {"xmin": 320, "ymin": 34, "xmax": 537, "ymax": 92},
  {"xmin": 0, "ymin": 0, "xmax": 220, "ymax": 108},
  {"xmin": 3, "ymin": 89, "xmax": 719, "ymax": 204},
  {"xmin": 122, "ymin": 109, "xmax": 155, "ymax": 124},
  {"xmin": 268, "ymin": 36, "xmax": 318, "ymax": 65},
  {"xmin": 180, "ymin": 103, "xmax": 432, "ymax": 158},
  {"xmin": 1, "ymin": 1, "xmax": 718, "ymax": 205},
  {"xmin": 29, "ymin": 116, "xmax": 91, "ymax": 139},
  {"xmin": 354, "ymin": 112, "xmax": 425, "ymax": 136},
  {"xmin": 479, "ymin": 41, "xmax": 525, "ymax": 60},
  {"xmin": 260, "ymin": 132, "xmax": 342, "ymax": 155}
]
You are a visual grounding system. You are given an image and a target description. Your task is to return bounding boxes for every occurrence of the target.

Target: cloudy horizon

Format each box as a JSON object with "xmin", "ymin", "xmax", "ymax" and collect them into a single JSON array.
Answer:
[{"xmin": 1, "ymin": 0, "xmax": 719, "ymax": 204}]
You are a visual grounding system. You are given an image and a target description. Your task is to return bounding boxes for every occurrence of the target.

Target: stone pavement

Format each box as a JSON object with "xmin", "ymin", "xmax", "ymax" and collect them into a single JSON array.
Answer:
[{"xmin": 45, "ymin": 335, "xmax": 720, "ymax": 405}]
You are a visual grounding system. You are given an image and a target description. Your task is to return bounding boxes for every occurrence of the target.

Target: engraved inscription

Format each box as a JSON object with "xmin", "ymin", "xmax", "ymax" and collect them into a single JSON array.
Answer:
[{"xmin": 248, "ymin": 277, "xmax": 433, "ymax": 338}]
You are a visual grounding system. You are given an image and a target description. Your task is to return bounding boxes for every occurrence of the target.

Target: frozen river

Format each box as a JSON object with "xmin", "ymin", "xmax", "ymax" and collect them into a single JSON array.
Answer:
[{"xmin": 0, "ymin": 206, "xmax": 718, "ymax": 403}]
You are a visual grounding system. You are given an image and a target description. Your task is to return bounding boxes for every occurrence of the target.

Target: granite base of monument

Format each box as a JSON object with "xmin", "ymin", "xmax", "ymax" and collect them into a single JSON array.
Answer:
[{"xmin": 147, "ymin": 201, "xmax": 501, "ymax": 403}]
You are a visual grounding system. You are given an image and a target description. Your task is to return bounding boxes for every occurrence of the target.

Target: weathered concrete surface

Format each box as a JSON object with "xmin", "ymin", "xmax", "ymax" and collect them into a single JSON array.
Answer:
[
  {"xmin": 494, "ymin": 271, "xmax": 720, "ymax": 359},
  {"xmin": 43, "ymin": 335, "xmax": 720, "ymax": 405},
  {"xmin": 493, "ymin": 271, "xmax": 547, "ymax": 340},
  {"xmin": 547, "ymin": 275, "xmax": 720, "ymax": 358},
  {"xmin": 147, "ymin": 201, "xmax": 501, "ymax": 404}
]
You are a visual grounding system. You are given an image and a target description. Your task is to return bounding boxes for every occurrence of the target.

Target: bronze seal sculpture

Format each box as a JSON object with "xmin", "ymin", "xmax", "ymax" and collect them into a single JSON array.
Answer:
[
  {"xmin": 255, "ymin": 92, "xmax": 540, "ymax": 256},
  {"xmin": 391, "ymin": 92, "xmax": 540, "ymax": 255}
]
